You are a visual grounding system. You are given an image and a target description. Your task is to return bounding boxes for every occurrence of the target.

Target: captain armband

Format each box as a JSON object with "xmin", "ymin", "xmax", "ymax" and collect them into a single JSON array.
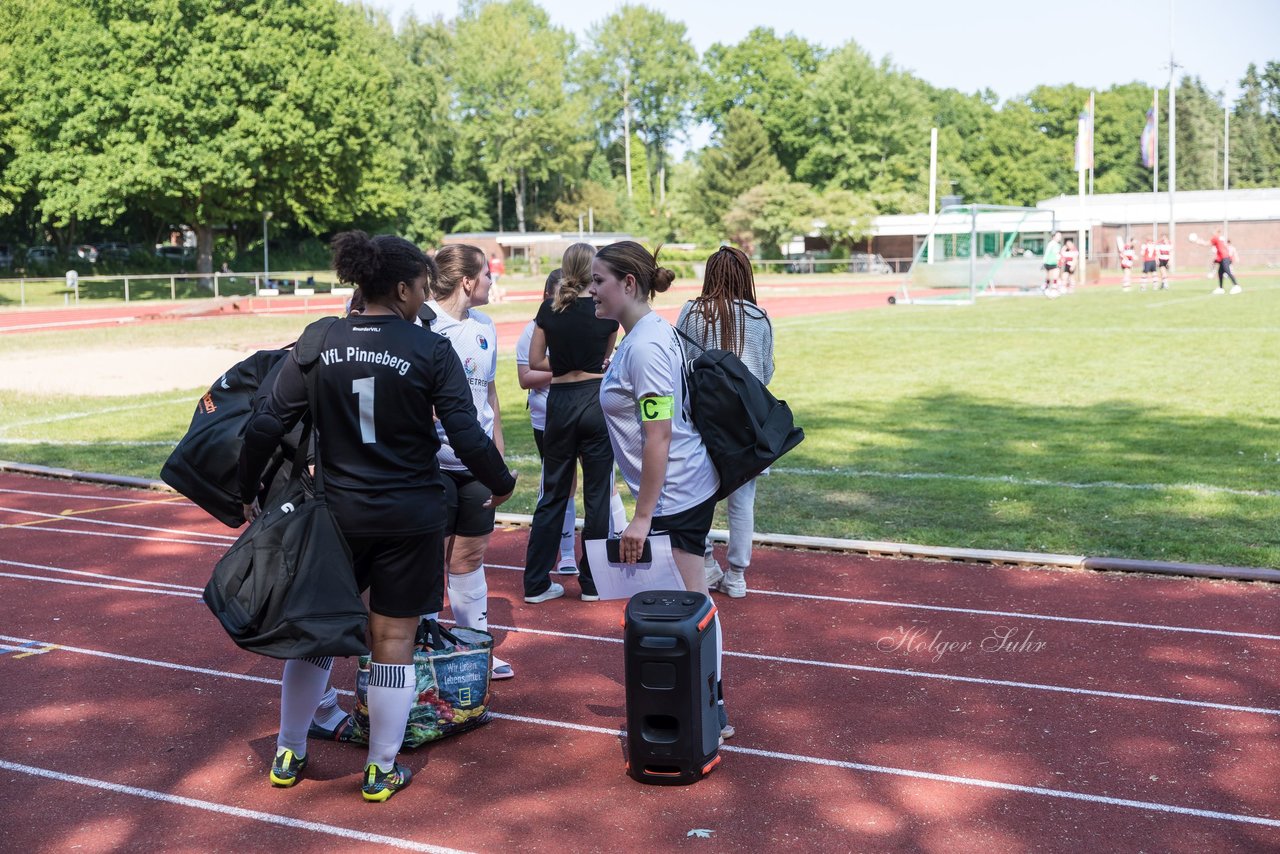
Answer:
[{"xmin": 639, "ymin": 396, "xmax": 674, "ymax": 422}]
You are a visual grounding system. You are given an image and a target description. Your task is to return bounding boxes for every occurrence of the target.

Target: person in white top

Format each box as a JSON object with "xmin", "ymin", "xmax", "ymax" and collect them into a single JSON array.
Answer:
[
  {"xmin": 516, "ymin": 270, "xmax": 579, "ymax": 574},
  {"xmin": 590, "ymin": 240, "xmax": 733, "ymax": 742},
  {"xmin": 425, "ymin": 243, "xmax": 514, "ymax": 680},
  {"xmin": 676, "ymin": 246, "xmax": 775, "ymax": 599}
]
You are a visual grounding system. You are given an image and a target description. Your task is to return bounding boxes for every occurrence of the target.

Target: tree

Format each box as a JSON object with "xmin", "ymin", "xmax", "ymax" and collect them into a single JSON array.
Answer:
[
  {"xmin": 692, "ymin": 107, "xmax": 785, "ymax": 231},
  {"xmin": 796, "ymin": 43, "xmax": 931, "ymax": 212},
  {"xmin": 3, "ymin": 0, "xmax": 403, "ymax": 272},
  {"xmin": 453, "ymin": 0, "xmax": 582, "ymax": 233},
  {"xmin": 723, "ymin": 181, "xmax": 816, "ymax": 258},
  {"xmin": 701, "ymin": 28, "xmax": 822, "ymax": 177},
  {"xmin": 1231, "ymin": 63, "xmax": 1280, "ymax": 188},
  {"xmin": 583, "ymin": 5, "xmax": 700, "ymax": 206},
  {"xmin": 814, "ymin": 189, "xmax": 877, "ymax": 252}
]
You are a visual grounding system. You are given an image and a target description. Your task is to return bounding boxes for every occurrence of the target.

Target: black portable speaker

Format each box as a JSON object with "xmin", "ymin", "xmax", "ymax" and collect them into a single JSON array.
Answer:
[{"xmin": 623, "ymin": 590, "xmax": 721, "ymax": 784}]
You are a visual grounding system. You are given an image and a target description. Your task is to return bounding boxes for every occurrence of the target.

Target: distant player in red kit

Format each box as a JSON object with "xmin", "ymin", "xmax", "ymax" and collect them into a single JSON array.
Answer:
[
  {"xmin": 1060, "ymin": 239, "xmax": 1078, "ymax": 291},
  {"xmin": 1118, "ymin": 237, "xmax": 1136, "ymax": 290},
  {"xmin": 1139, "ymin": 237, "xmax": 1157, "ymax": 291},
  {"xmin": 1192, "ymin": 231, "xmax": 1242, "ymax": 295},
  {"xmin": 1155, "ymin": 234, "xmax": 1172, "ymax": 289}
]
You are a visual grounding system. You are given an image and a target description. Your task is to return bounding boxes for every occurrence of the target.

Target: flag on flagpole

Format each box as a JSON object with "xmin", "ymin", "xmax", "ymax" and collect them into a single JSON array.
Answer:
[
  {"xmin": 1075, "ymin": 101, "xmax": 1094, "ymax": 172},
  {"xmin": 1140, "ymin": 107, "xmax": 1157, "ymax": 169}
]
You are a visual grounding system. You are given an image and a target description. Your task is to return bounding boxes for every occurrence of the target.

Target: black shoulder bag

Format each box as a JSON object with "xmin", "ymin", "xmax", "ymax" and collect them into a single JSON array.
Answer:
[{"xmin": 203, "ymin": 320, "xmax": 369, "ymax": 659}]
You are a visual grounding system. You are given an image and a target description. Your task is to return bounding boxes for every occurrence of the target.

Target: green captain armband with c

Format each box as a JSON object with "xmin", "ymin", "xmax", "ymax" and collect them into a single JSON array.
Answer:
[{"xmin": 639, "ymin": 395, "xmax": 674, "ymax": 422}]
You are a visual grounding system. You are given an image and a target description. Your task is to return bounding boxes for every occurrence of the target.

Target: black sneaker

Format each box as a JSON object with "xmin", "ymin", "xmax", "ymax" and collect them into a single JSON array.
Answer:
[
  {"xmin": 362, "ymin": 762, "xmax": 412, "ymax": 802},
  {"xmin": 307, "ymin": 713, "xmax": 355, "ymax": 742},
  {"xmin": 269, "ymin": 748, "xmax": 308, "ymax": 787}
]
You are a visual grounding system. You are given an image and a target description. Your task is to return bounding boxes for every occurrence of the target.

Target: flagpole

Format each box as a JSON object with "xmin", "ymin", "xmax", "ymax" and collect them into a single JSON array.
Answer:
[
  {"xmin": 1167, "ymin": 0, "xmax": 1177, "ymax": 271},
  {"xmin": 1223, "ymin": 100, "xmax": 1230, "ymax": 238},
  {"xmin": 1152, "ymin": 87, "xmax": 1159, "ymax": 244}
]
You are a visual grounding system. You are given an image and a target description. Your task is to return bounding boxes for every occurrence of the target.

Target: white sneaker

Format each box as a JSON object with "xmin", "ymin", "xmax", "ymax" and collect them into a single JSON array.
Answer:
[
  {"xmin": 704, "ymin": 558, "xmax": 724, "ymax": 590},
  {"xmin": 1229, "ymin": 285, "xmax": 1243, "ymax": 295},
  {"xmin": 523, "ymin": 582, "xmax": 565, "ymax": 604},
  {"xmin": 491, "ymin": 656, "xmax": 515, "ymax": 680},
  {"xmin": 1211, "ymin": 287, "xmax": 1225, "ymax": 295},
  {"xmin": 719, "ymin": 567, "xmax": 747, "ymax": 599}
]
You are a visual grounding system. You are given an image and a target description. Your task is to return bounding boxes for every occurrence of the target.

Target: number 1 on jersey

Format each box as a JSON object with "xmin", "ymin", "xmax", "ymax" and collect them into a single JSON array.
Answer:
[{"xmin": 352, "ymin": 377, "xmax": 376, "ymax": 444}]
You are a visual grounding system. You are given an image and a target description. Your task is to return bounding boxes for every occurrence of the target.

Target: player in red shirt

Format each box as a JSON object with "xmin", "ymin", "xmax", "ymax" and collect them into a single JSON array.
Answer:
[
  {"xmin": 1155, "ymin": 234, "xmax": 1172, "ymax": 289},
  {"xmin": 1139, "ymin": 238, "xmax": 1157, "ymax": 291},
  {"xmin": 1060, "ymin": 240, "xmax": 1078, "ymax": 291},
  {"xmin": 1192, "ymin": 230, "xmax": 1242, "ymax": 295},
  {"xmin": 1118, "ymin": 237, "xmax": 1136, "ymax": 291}
]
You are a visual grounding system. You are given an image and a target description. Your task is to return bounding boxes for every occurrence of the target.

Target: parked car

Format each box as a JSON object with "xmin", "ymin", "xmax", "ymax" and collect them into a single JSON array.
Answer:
[
  {"xmin": 849, "ymin": 252, "xmax": 893, "ymax": 274},
  {"xmin": 155, "ymin": 245, "xmax": 195, "ymax": 262},
  {"xmin": 98, "ymin": 241, "xmax": 132, "ymax": 260},
  {"xmin": 72, "ymin": 244, "xmax": 99, "ymax": 263},
  {"xmin": 0, "ymin": 243, "xmax": 12, "ymax": 270},
  {"xmin": 25, "ymin": 246, "xmax": 59, "ymax": 267}
]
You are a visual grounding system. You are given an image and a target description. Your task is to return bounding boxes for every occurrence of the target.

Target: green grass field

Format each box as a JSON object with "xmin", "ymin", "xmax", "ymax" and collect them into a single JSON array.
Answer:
[{"xmin": 2, "ymin": 277, "xmax": 1277, "ymax": 568}]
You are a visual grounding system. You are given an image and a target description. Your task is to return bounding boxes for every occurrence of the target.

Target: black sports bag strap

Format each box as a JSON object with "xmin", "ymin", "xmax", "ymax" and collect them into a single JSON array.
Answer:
[{"xmin": 295, "ymin": 316, "xmax": 339, "ymax": 499}]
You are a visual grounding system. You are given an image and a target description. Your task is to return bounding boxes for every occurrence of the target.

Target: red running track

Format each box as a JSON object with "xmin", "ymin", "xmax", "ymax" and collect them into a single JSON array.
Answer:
[{"xmin": 1, "ymin": 472, "xmax": 1278, "ymax": 852}]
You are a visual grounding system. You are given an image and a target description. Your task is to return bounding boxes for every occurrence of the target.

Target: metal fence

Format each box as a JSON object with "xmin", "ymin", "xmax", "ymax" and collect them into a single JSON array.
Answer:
[{"xmin": 0, "ymin": 271, "xmax": 348, "ymax": 308}]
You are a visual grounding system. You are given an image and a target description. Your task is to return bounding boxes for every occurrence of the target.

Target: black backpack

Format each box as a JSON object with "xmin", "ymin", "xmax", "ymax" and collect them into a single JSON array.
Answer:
[
  {"xmin": 161, "ymin": 323, "xmax": 331, "ymax": 527},
  {"xmin": 674, "ymin": 328, "xmax": 804, "ymax": 500}
]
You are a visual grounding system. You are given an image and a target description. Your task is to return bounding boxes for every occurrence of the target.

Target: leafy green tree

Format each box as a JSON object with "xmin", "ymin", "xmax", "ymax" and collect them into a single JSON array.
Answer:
[
  {"xmin": 692, "ymin": 107, "xmax": 785, "ymax": 231},
  {"xmin": 453, "ymin": 0, "xmax": 582, "ymax": 233},
  {"xmin": 583, "ymin": 5, "xmax": 700, "ymax": 206},
  {"xmin": 1231, "ymin": 63, "xmax": 1280, "ymax": 188},
  {"xmin": 4, "ymin": 0, "xmax": 403, "ymax": 272},
  {"xmin": 814, "ymin": 188, "xmax": 877, "ymax": 252},
  {"xmin": 723, "ymin": 180, "xmax": 816, "ymax": 258},
  {"xmin": 701, "ymin": 28, "xmax": 822, "ymax": 177},
  {"xmin": 1173, "ymin": 76, "xmax": 1226, "ymax": 191},
  {"xmin": 796, "ymin": 43, "xmax": 931, "ymax": 212}
]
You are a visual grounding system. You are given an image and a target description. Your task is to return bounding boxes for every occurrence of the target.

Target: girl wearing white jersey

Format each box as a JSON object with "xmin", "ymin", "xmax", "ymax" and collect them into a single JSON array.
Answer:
[
  {"xmin": 426, "ymin": 244, "xmax": 514, "ymax": 680},
  {"xmin": 590, "ymin": 241, "xmax": 733, "ymax": 742}
]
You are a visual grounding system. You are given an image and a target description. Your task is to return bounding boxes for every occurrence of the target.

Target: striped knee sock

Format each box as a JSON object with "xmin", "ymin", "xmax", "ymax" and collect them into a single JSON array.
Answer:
[
  {"xmin": 366, "ymin": 662, "xmax": 415, "ymax": 772},
  {"xmin": 278, "ymin": 656, "xmax": 332, "ymax": 756}
]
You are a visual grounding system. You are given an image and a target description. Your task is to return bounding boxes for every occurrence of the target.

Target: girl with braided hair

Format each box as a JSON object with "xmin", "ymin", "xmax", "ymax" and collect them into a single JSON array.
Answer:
[{"xmin": 676, "ymin": 246, "xmax": 774, "ymax": 599}]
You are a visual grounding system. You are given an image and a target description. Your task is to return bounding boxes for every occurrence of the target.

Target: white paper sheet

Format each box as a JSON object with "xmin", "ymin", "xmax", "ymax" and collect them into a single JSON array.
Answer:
[{"xmin": 584, "ymin": 534, "xmax": 686, "ymax": 600}]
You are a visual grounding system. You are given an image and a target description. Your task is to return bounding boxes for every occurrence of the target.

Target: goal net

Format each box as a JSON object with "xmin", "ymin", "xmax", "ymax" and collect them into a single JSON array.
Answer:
[{"xmin": 892, "ymin": 205, "xmax": 1059, "ymax": 305}]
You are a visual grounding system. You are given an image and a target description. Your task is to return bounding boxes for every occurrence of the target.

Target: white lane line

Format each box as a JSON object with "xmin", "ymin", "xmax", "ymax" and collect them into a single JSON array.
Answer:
[
  {"xmin": 0, "ymin": 505, "xmax": 236, "ymax": 540},
  {"xmin": 0, "ymin": 559, "xmax": 206, "ymax": 592},
  {"xmin": 0, "ymin": 316, "xmax": 139, "ymax": 332},
  {"xmin": 0, "ymin": 397, "xmax": 192, "ymax": 431},
  {"xmin": 4, "ymin": 564, "xmax": 1277, "ymax": 719},
  {"xmin": 762, "ymin": 468, "xmax": 1280, "ymax": 499},
  {"xmin": 0, "ymin": 439, "xmax": 175, "ymax": 446},
  {"xmin": 4, "ymin": 639, "xmax": 1278, "ymax": 831},
  {"xmin": 0, "ymin": 487, "xmax": 194, "ymax": 505},
  {"xmin": 483, "ymin": 563, "xmax": 1280, "ymax": 643},
  {"xmin": 720, "ymin": 745, "xmax": 1280, "ymax": 829},
  {"xmin": 0, "ymin": 526, "xmax": 228, "ymax": 548},
  {"xmin": 0, "ymin": 760, "xmax": 473, "ymax": 854},
  {"xmin": 0, "ymin": 573, "xmax": 201, "ymax": 598}
]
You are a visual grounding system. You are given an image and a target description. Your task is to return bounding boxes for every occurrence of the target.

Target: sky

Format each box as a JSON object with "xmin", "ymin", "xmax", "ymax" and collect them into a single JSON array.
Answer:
[{"xmin": 361, "ymin": 0, "xmax": 1278, "ymax": 103}]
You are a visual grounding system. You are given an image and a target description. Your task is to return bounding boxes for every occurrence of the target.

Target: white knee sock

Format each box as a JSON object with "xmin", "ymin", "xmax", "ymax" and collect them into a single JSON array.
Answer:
[
  {"xmin": 366, "ymin": 662, "xmax": 415, "ymax": 772},
  {"xmin": 448, "ymin": 566, "xmax": 489, "ymax": 632},
  {"xmin": 560, "ymin": 497, "xmax": 577, "ymax": 564},
  {"xmin": 278, "ymin": 656, "xmax": 332, "ymax": 756},
  {"xmin": 311, "ymin": 685, "xmax": 347, "ymax": 729},
  {"xmin": 610, "ymin": 492, "xmax": 627, "ymax": 536}
]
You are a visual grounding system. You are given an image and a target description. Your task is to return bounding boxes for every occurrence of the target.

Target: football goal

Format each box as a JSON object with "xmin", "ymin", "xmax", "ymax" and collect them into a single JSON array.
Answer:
[{"xmin": 890, "ymin": 205, "xmax": 1059, "ymax": 305}]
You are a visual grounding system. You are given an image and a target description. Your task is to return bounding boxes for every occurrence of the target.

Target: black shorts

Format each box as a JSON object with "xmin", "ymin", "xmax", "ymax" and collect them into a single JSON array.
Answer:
[
  {"xmin": 1142, "ymin": 260, "xmax": 1157, "ymax": 273},
  {"xmin": 1043, "ymin": 263, "xmax": 1058, "ymax": 272},
  {"xmin": 1063, "ymin": 263, "xmax": 1075, "ymax": 274},
  {"xmin": 442, "ymin": 469, "xmax": 495, "ymax": 538},
  {"xmin": 651, "ymin": 494, "xmax": 717, "ymax": 555},
  {"xmin": 347, "ymin": 530, "xmax": 445, "ymax": 618},
  {"xmin": 1158, "ymin": 259, "xmax": 1169, "ymax": 268}
]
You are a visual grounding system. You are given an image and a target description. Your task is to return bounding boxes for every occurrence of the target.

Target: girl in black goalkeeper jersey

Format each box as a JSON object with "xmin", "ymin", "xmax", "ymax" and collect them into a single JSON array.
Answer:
[{"xmin": 240, "ymin": 231, "xmax": 516, "ymax": 802}]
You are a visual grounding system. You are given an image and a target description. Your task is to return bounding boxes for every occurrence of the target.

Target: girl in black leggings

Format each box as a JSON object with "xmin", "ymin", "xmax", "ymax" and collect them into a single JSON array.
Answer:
[{"xmin": 522, "ymin": 243, "xmax": 618, "ymax": 602}]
